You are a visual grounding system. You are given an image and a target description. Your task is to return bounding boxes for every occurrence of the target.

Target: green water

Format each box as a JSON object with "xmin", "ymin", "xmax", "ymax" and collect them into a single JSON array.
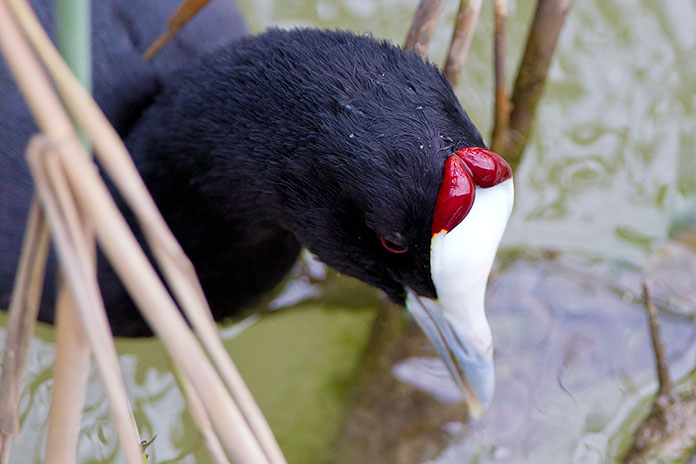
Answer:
[
  {"xmin": 2, "ymin": 0, "xmax": 696, "ymax": 462},
  {"xmin": 1, "ymin": 303, "xmax": 375, "ymax": 463}
]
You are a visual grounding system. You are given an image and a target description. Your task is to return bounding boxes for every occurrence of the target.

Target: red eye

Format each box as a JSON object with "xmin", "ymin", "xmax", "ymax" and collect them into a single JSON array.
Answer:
[{"xmin": 380, "ymin": 236, "xmax": 408, "ymax": 254}]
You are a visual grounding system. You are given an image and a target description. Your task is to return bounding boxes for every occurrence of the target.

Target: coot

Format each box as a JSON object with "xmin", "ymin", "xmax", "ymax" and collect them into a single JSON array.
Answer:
[{"xmin": 0, "ymin": 0, "xmax": 513, "ymax": 414}]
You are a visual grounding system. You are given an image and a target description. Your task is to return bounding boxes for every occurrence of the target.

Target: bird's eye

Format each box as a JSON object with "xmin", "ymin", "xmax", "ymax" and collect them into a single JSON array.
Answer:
[{"xmin": 380, "ymin": 236, "xmax": 408, "ymax": 254}]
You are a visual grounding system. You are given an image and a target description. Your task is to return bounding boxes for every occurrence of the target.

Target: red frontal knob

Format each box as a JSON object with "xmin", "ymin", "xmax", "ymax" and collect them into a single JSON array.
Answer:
[
  {"xmin": 455, "ymin": 147, "xmax": 512, "ymax": 188},
  {"xmin": 431, "ymin": 155, "xmax": 476, "ymax": 236},
  {"xmin": 431, "ymin": 148, "xmax": 512, "ymax": 237}
]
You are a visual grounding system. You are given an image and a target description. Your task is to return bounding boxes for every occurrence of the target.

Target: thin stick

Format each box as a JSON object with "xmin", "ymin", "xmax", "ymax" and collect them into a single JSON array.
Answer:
[
  {"xmin": 27, "ymin": 139, "xmax": 145, "ymax": 464},
  {"xmin": 490, "ymin": 0, "xmax": 510, "ymax": 153},
  {"xmin": 172, "ymin": 365, "xmax": 231, "ymax": 464},
  {"xmin": 0, "ymin": 203, "xmax": 49, "ymax": 444},
  {"xmin": 44, "ymin": 284, "xmax": 92, "ymax": 464},
  {"xmin": 404, "ymin": 0, "xmax": 447, "ymax": 56},
  {"xmin": 144, "ymin": 248, "xmax": 284, "ymax": 463},
  {"xmin": 642, "ymin": 282, "xmax": 671, "ymax": 396},
  {"xmin": 0, "ymin": 438, "xmax": 7, "ymax": 464},
  {"xmin": 5, "ymin": 1, "xmax": 285, "ymax": 460},
  {"xmin": 0, "ymin": 2, "xmax": 73, "ymax": 138},
  {"xmin": 42, "ymin": 131, "xmax": 94, "ymax": 464},
  {"xmin": 143, "ymin": 0, "xmax": 212, "ymax": 61},
  {"xmin": 504, "ymin": 0, "xmax": 573, "ymax": 169},
  {"xmin": 443, "ymin": 0, "xmax": 482, "ymax": 87}
]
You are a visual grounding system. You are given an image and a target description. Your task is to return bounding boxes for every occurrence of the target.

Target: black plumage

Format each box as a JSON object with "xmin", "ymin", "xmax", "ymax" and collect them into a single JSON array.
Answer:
[{"xmin": 0, "ymin": 1, "xmax": 485, "ymax": 336}]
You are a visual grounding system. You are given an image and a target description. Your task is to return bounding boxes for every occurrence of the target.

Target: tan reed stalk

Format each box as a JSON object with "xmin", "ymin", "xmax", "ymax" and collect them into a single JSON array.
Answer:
[
  {"xmin": 443, "ymin": 0, "xmax": 482, "ymax": 87},
  {"xmin": 44, "ymin": 284, "xmax": 92, "ymax": 464},
  {"xmin": 642, "ymin": 283, "xmax": 671, "ymax": 396},
  {"xmin": 0, "ymin": 203, "xmax": 48, "ymax": 464},
  {"xmin": 505, "ymin": 0, "xmax": 573, "ymax": 168},
  {"xmin": 490, "ymin": 0, "xmax": 511, "ymax": 153},
  {"xmin": 172, "ymin": 364, "xmax": 232, "ymax": 464},
  {"xmin": 404, "ymin": 0, "xmax": 447, "ymax": 56}
]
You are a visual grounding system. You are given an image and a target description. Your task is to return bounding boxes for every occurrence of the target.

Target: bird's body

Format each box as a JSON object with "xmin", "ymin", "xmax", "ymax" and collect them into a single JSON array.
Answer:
[
  {"xmin": 1, "ymin": 0, "xmax": 513, "ymax": 410},
  {"xmin": 1, "ymin": 0, "xmax": 247, "ymax": 334}
]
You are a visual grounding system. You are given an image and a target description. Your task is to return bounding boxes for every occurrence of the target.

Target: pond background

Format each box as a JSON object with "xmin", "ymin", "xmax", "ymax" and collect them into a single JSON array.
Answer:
[{"xmin": 2, "ymin": 0, "xmax": 696, "ymax": 462}]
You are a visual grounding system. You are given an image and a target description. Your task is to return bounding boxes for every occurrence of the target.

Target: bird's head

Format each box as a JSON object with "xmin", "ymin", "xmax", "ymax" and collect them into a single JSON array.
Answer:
[
  {"xmin": 262, "ymin": 30, "xmax": 514, "ymax": 416},
  {"xmin": 305, "ymin": 145, "xmax": 513, "ymax": 419}
]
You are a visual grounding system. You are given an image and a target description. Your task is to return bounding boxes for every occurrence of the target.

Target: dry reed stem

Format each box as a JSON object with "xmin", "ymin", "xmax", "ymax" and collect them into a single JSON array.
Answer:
[
  {"xmin": 642, "ymin": 282, "xmax": 671, "ymax": 396},
  {"xmin": 0, "ymin": 438, "xmax": 7, "ymax": 464},
  {"xmin": 5, "ymin": 1, "xmax": 284, "ymax": 461},
  {"xmin": 443, "ymin": 0, "xmax": 482, "ymax": 87},
  {"xmin": 173, "ymin": 365, "xmax": 231, "ymax": 464},
  {"xmin": 42, "ymin": 134, "xmax": 93, "ymax": 463},
  {"xmin": 52, "ymin": 141, "xmax": 268, "ymax": 463},
  {"xmin": 404, "ymin": 0, "xmax": 447, "ymax": 56},
  {"xmin": 27, "ymin": 138, "xmax": 145, "ymax": 463},
  {"xmin": 143, "ymin": 0, "xmax": 212, "ymax": 61},
  {"xmin": 44, "ymin": 284, "xmax": 92, "ymax": 464},
  {"xmin": 0, "ymin": 2, "xmax": 73, "ymax": 138},
  {"xmin": 0, "ymin": 437, "xmax": 7, "ymax": 464},
  {"xmin": 490, "ymin": 0, "xmax": 510, "ymax": 153},
  {"xmin": 0, "ymin": 203, "xmax": 48, "ymax": 451},
  {"xmin": 504, "ymin": 0, "xmax": 573, "ymax": 168}
]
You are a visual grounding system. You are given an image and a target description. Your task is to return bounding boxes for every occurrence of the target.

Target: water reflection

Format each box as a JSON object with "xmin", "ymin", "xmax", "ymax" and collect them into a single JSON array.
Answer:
[
  {"xmin": 434, "ymin": 255, "xmax": 696, "ymax": 463},
  {"xmin": 324, "ymin": 250, "xmax": 696, "ymax": 463}
]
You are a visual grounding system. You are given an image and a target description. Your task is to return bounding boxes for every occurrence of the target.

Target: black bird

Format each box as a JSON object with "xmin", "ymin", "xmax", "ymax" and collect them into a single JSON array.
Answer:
[{"xmin": 0, "ymin": 0, "xmax": 513, "ymax": 415}]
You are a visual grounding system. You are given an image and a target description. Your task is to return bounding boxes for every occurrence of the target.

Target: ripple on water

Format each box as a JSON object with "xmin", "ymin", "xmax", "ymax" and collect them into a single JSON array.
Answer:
[{"xmin": 397, "ymin": 254, "xmax": 696, "ymax": 464}]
